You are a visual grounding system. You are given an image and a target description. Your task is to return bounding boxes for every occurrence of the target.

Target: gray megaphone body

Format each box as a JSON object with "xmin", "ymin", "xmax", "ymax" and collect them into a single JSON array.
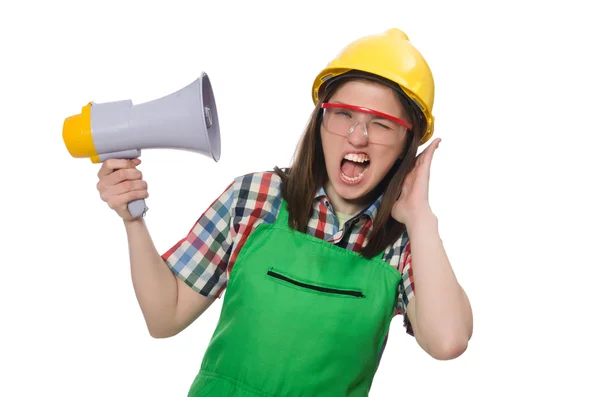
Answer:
[{"xmin": 63, "ymin": 72, "xmax": 221, "ymax": 218}]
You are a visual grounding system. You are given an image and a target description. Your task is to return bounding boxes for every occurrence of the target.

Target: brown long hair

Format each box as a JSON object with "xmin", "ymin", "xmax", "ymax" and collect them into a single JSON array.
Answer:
[{"xmin": 274, "ymin": 71, "xmax": 427, "ymax": 258}]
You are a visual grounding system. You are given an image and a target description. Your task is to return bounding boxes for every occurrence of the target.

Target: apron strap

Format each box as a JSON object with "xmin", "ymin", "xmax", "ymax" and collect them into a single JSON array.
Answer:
[{"xmin": 275, "ymin": 199, "xmax": 290, "ymax": 228}]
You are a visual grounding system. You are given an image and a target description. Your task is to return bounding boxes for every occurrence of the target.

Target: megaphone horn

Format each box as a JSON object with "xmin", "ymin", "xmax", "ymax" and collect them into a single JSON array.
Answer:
[{"xmin": 62, "ymin": 72, "xmax": 221, "ymax": 218}]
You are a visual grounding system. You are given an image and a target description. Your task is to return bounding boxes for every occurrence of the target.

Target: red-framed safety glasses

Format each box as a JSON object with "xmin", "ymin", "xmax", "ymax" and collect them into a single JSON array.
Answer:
[{"xmin": 321, "ymin": 102, "xmax": 413, "ymax": 130}]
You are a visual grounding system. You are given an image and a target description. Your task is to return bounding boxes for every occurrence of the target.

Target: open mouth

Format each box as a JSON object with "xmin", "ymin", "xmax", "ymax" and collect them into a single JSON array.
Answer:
[{"xmin": 340, "ymin": 153, "xmax": 370, "ymax": 184}]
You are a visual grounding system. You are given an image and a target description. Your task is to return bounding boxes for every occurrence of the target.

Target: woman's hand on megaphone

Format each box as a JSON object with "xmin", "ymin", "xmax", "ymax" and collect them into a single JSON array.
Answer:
[{"xmin": 96, "ymin": 158, "xmax": 149, "ymax": 221}]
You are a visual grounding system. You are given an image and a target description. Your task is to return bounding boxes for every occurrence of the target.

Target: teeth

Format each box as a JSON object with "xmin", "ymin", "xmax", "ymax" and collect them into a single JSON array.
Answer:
[
  {"xmin": 342, "ymin": 171, "xmax": 366, "ymax": 182},
  {"xmin": 344, "ymin": 153, "xmax": 370, "ymax": 163}
]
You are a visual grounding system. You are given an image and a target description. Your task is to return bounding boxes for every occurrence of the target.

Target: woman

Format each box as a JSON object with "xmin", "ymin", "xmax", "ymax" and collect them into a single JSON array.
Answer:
[{"xmin": 96, "ymin": 28, "xmax": 473, "ymax": 396}]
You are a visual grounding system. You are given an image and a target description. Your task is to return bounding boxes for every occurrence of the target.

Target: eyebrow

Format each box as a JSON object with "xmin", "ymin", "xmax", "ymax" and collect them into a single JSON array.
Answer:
[{"xmin": 330, "ymin": 101, "xmax": 394, "ymax": 121}]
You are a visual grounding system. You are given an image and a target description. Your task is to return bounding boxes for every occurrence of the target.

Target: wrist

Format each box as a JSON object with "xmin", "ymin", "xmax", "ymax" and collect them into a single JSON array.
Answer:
[
  {"xmin": 123, "ymin": 216, "xmax": 145, "ymax": 228},
  {"xmin": 404, "ymin": 208, "xmax": 438, "ymax": 232}
]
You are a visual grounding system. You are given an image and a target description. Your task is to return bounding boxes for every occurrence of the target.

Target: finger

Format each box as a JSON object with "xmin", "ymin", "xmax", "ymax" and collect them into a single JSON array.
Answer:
[
  {"xmin": 424, "ymin": 137, "xmax": 440, "ymax": 155},
  {"xmin": 97, "ymin": 167, "xmax": 143, "ymax": 191},
  {"xmin": 415, "ymin": 151, "xmax": 426, "ymax": 166},
  {"xmin": 97, "ymin": 158, "xmax": 141, "ymax": 178},
  {"xmin": 100, "ymin": 179, "xmax": 148, "ymax": 202},
  {"xmin": 422, "ymin": 138, "xmax": 441, "ymax": 165},
  {"xmin": 420, "ymin": 139, "xmax": 441, "ymax": 178},
  {"xmin": 106, "ymin": 189, "xmax": 150, "ymax": 211},
  {"xmin": 107, "ymin": 179, "xmax": 148, "ymax": 196}
]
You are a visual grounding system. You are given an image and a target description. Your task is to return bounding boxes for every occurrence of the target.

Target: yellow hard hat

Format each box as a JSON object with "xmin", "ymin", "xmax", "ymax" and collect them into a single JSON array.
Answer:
[{"xmin": 312, "ymin": 28, "xmax": 435, "ymax": 144}]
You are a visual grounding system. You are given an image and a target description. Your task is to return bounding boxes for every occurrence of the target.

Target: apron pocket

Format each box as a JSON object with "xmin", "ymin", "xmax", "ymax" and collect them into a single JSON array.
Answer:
[{"xmin": 266, "ymin": 267, "xmax": 365, "ymax": 298}]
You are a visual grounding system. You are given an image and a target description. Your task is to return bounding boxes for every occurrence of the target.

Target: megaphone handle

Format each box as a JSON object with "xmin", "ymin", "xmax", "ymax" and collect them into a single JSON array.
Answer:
[
  {"xmin": 101, "ymin": 149, "xmax": 148, "ymax": 218},
  {"xmin": 128, "ymin": 199, "xmax": 148, "ymax": 218}
]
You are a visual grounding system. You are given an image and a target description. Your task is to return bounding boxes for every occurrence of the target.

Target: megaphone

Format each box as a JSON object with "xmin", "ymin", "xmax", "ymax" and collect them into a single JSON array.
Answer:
[{"xmin": 62, "ymin": 71, "xmax": 221, "ymax": 218}]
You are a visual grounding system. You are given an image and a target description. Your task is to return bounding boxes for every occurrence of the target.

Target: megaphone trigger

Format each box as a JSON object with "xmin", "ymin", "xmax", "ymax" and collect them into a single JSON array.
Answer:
[{"xmin": 63, "ymin": 72, "xmax": 221, "ymax": 218}]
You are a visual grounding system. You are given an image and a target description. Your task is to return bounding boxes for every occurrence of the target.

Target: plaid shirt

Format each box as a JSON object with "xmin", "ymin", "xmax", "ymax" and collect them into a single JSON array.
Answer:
[{"xmin": 162, "ymin": 171, "xmax": 415, "ymax": 335}]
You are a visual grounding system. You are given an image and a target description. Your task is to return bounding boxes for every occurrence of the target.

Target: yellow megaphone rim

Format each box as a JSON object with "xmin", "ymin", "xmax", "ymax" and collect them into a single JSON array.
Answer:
[{"xmin": 62, "ymin": 102, "xmax": 100, "ymax": 158}]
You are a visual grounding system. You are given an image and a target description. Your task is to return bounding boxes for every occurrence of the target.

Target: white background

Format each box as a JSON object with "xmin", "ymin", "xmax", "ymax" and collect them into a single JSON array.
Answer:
[{"xmin": 1, "ymin": 0, "xmax": 599, "ymax": 395}]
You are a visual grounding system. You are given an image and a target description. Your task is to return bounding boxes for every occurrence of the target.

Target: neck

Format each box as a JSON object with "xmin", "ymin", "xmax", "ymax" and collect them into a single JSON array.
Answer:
[{"xmin": 324, "ymin": 180, "xmax": 368, "ymax": 216}]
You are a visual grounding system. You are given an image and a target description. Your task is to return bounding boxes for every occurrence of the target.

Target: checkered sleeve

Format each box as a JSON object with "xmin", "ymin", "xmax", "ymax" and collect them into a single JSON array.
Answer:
[
  {"xmin": 161, "ymin": 181, "xmax": 236, "ymax": 299},
  {"xmin": 397, "ymin": 241, "xmax": 414, "ymax": 336},
  {"xmin": 391, "ymin": 234, "xmax": 415, "ymax": 336}
]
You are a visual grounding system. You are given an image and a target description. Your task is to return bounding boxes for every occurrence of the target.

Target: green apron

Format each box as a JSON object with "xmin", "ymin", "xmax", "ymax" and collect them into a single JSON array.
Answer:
[{"xmin": 187, "ymin": 200, "xmax": 401, "ymax": 396}]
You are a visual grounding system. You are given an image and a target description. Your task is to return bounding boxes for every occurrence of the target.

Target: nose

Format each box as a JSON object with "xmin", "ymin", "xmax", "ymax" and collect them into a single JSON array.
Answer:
[{"xmin": 347, "ymin": 122, "xmax": 369, "ymax": 146}]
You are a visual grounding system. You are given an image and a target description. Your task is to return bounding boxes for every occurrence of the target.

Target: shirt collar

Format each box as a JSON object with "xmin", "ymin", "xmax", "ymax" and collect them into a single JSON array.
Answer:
[{"xmin": 314, "ymin": 186, "xmax": 383, "ymax": 222}]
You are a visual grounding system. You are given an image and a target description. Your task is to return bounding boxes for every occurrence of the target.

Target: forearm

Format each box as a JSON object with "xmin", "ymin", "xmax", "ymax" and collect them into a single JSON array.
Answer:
[
  {"xmin": 124, "ymin": 217, "xmax": 179, "ymax": 337},
  {"xmin": 406, "ymin": 211, "xmax": 473, "ymax": 354}
]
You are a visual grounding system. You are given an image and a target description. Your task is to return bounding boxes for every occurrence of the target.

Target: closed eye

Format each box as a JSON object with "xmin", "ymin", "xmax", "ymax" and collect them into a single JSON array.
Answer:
[
  {"xmin": 374, "ymin": 122, "xmax": 392, "ymax": 130},
  {"xmin": 335, "ymin": 110, "xmax": 352, "ymax": 118}
]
